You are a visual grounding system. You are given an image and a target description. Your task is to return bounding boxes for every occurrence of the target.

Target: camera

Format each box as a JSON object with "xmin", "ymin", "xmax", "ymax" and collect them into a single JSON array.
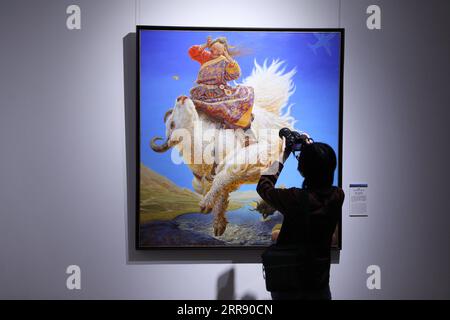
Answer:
[{"xmin": 279, "ymin": 128, "xmax": 312, "ymax": 152}]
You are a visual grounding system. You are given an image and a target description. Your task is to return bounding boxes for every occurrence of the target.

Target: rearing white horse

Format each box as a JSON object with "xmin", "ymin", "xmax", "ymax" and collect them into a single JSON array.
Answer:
[{"xmin": 150, "ymin": 59, "xmax": 297, "ymax": 236}]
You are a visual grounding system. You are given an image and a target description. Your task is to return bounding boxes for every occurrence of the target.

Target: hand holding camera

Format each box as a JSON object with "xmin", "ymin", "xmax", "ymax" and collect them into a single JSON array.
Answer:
[{"xmin": 279, "ymin": 128, "xmax": 313, "ymax": 162}]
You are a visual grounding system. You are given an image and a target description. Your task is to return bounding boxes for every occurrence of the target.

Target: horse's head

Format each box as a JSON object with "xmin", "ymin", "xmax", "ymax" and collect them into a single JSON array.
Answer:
[{"xmin": 150, "ymin": 95, "xmax": 199, "ymax": 153}]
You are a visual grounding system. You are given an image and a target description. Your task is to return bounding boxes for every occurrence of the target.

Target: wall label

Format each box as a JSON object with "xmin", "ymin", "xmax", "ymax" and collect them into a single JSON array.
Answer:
[{"xmin": 349, "ymin": 184, "xmax": 368, "ymax": 217}]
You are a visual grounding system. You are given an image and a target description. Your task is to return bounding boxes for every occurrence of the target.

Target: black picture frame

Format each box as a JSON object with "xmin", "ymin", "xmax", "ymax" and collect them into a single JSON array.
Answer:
[{"xmin": 136, "ymin": 25, "xmax": 344, "ymax": 251}]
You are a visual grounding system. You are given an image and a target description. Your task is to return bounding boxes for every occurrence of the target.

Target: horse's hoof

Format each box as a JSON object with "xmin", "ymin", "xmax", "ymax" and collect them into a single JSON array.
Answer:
[
  {"xmin": 213, "ymin": 219, "xmax": 228, "ymax": 236},
  {"xmin": 200, "ymin": 204, "xmax": 212, "ymax": 214},
  {"xmin": 199, "ymin": 197, "xmax": 213, "ymax": 213}
]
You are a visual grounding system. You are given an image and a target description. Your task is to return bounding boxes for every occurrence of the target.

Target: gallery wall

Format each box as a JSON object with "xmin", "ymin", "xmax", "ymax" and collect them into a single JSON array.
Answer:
[{"xmin": 0, "ymin": 0, "xmax": 449, "ymax": 299}]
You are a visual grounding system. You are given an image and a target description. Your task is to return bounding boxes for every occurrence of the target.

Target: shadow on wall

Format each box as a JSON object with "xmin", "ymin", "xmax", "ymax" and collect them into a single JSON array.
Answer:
[
  {"xmin": 216, "ymin": 268, "xmax": 257, "ymax": 300},
  {"xmin": 217, "ymin": 268, "xmax": 235, "ymax": 300}
]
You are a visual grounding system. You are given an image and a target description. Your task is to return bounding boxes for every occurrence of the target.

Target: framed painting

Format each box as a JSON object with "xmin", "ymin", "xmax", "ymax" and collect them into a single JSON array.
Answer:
[{"xmin": 136, "ymin": 26, "xmax": 344, "ymax": 249}]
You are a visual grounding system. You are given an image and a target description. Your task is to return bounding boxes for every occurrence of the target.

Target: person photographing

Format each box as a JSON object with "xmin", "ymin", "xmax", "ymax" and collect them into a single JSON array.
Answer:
[{"xmin": 257, "ymin": 128, "xmax": 344, "ymax": 300}]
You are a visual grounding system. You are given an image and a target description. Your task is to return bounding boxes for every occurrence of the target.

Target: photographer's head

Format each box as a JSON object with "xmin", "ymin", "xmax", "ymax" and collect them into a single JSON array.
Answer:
[{"xmin": 297, "ymin": 142, "xmax": 337, "ymax": 189}]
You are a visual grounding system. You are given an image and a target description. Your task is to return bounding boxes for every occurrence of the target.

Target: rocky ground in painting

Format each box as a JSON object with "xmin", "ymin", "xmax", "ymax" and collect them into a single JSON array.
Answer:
[
  {"xmin": 139, "ymin": 165, "xmax": 284, "ymax": 247},
  {"xmin": 140, "ymin": 205, "xmax": 283, "ymax": 247},
  {"xmin": 139, "ymin": 220, "xmax": 226, "ymax": 246}
]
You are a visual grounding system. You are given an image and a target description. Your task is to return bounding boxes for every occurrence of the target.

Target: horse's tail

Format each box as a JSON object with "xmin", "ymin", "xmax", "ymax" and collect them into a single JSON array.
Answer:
[{"xmin": 240, "ymin": 59, "xmax": 297, "ymax": 127}]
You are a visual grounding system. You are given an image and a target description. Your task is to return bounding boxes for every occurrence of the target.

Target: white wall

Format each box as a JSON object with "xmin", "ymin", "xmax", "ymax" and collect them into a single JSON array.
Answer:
[{"xmin": 0, "ymin": 0, "xmax": 449, "ymax": 299}]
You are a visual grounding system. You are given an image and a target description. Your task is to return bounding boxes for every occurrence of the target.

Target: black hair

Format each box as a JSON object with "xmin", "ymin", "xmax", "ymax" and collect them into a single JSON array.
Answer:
[{"xmin": 297, "ymin": 142, "xmax": 337, "ymax": 189}]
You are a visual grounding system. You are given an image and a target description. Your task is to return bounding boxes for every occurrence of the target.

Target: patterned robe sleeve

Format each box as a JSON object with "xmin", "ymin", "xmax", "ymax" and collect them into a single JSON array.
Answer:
[{"xmin": 224, "ymin": 61, "xmax": 241, "ymax": 81}]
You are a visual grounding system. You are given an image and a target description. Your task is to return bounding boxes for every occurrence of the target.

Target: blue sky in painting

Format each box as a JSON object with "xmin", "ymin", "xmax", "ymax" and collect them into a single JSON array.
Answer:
[{"xmin": 140, "ymin": 29, "xmax": 341, "ymax": 191}]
